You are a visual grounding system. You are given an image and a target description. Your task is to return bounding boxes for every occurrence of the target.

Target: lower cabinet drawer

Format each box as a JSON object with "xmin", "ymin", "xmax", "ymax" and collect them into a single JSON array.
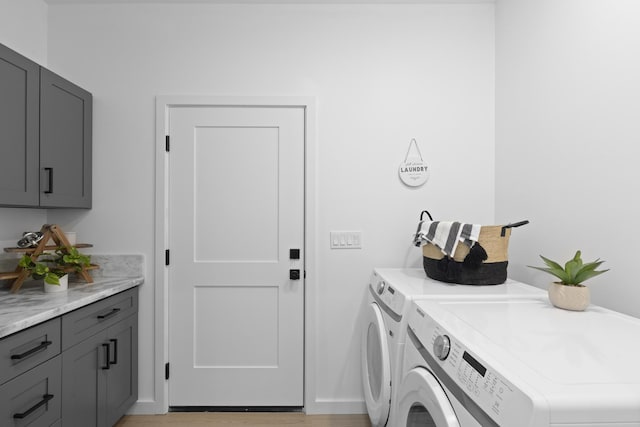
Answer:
[
  {"xmin": 0, "ymin": 355, "xmax": 62, "ymax": 427},
  {"xmin": 0, "ymin": 318, "xmax": 61, "ymax": 385},
  {"xmin": 62, "ymin": 288, "xmax": 138, "ymax": 350}
]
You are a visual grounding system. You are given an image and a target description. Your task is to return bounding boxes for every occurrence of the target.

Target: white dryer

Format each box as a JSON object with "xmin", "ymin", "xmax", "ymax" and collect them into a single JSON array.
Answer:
[
  {"xmin": 397, "ymin": 297, "xmax": 640, "ymax": 426},
  {"xmin": 361, "ymin": 268, "xmax": 544, "ymax": 427}
]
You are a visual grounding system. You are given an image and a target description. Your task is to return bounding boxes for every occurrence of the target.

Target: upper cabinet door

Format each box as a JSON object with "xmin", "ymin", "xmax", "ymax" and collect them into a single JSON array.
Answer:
[
  {"xmin": 0, "ymin": 44, "xmax": 40, "ymax": 206},
  {"xmin": 40, "ymin": 68, "xmax": 92, "ymax": 208}
]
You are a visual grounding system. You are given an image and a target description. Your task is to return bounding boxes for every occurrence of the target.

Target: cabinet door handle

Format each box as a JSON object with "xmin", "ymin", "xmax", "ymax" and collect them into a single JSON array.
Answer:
[
  {"xmin": 13, "ymin": 394, "xmax": 54, "ymax": 419},
  {"xmin": 11, "ymin": 340, "xmax": 52, "ymax": 360},
  {"xmin": 97, "ymin": 308, "xmax": 121, "ymax": 320},
  {"xmin": 44, "ymin": 167, "xmax": 54, "ymax": 194},
  {"xmin": 101, "ymin": 343, "xmax": 111, "ymax": 370},
  {"xmin": 109, "ymin": 338, "xmax": 118, "ymax": 365}
]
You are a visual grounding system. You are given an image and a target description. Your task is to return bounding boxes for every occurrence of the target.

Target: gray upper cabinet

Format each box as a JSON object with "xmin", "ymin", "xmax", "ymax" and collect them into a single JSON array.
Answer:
[
  {"xmin": 0, "ymin": 43, "xmax": 40, "ymax": 206},
  {"xmin": 0, "ymin": 42, "xmax": 92, "ymax": 209},
  {"xmin": 40, "ymin": 69, "xmax": 92, "ymax": 208}
]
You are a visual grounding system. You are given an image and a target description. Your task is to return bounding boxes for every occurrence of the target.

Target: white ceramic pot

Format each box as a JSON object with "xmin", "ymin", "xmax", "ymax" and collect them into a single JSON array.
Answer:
[
  {"xmin": 548, "ymin": 282, "xmax": 589, "ymax": 311},
  {"xmin": 44, "ymin": 274, "xmax": 68, "ymax": 293}
]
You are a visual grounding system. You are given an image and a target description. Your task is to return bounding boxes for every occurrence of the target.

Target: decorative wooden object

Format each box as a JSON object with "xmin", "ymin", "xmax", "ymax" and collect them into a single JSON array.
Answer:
[{"xmin": 1, "ymin": 224, "xmax": 98, "ymax": 293}]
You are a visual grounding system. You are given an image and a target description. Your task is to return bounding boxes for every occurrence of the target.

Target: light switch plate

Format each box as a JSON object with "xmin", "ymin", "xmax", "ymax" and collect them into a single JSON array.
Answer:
[{"xmin": 330, "ymin": 231, "xmax": 362, "ymax": 249}]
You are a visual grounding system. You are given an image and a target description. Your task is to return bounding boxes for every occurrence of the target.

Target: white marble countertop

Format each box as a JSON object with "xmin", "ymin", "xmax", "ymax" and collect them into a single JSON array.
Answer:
[{"xmin": 0, "ymin": 276, "xmax": 144, "ymax": 339}]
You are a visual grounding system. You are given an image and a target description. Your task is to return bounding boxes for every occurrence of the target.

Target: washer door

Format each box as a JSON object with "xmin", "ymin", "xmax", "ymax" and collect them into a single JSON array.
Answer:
[
  {"xmin": 396, "ymin": 368, "xmax": 460, "ymax": 427},
  {"xmin": 361, "ymin": 302, "xmax": 391, "ymax": 427}
]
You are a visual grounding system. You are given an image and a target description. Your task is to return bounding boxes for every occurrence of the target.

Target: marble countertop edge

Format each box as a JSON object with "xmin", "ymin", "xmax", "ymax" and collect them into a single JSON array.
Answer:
[{"xmin": 0, "ymin": 276, "xmax": 144, "ymax": 339}]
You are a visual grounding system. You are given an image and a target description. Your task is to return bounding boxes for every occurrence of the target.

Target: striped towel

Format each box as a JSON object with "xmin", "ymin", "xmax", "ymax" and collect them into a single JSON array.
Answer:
[{"xmin": 413, "ymin": 220, "xmax": 481, "ymax": 257}]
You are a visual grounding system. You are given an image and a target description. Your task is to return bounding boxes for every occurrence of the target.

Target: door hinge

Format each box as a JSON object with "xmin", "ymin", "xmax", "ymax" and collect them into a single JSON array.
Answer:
[
  {"xmin": 165, "ymin": 362, "xmax": 170, "ymax": 380},
  {"xmin": 165, "ymin": 249, "xmax": 170, "ymax": 266},
  {"xmin": 165, "ymin": 135, "xmax": 170, "ymax": 152}
]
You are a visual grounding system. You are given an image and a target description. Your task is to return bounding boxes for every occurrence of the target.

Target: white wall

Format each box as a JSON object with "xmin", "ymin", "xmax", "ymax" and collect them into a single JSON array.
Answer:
[
  {"xmin": 0, "ymin": 0, "xmax": 49, "ymax": 249},
  {"xmin": 44, "ymin": 2, "xmax": 495, "ymax": 413},
  {"xmin": 0, "ymin": 0, "xmax": 47, "ymax": 64},
  {"xmin": 495, "ymin": 0, "xmax": 640, "ymax": 317}
]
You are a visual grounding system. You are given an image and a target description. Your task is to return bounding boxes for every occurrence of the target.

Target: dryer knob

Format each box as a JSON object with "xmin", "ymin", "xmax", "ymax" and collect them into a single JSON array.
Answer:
[
  {"xmin": 433, "ymin": 335, "xmax": 451, "ymax": 361},
  {"xmin": 376, "ymin": 281, "xmax": 385, "ymax": 295}
]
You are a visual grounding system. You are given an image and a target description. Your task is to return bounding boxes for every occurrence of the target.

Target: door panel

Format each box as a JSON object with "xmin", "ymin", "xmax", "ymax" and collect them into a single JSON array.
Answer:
[
  {"xmin": 0, "ymin": 43, "xmax": 39, "ymax": 206},
  {"xmin": 193, "ymin": 126, "xmax": 279, "ymax": 262},
  {"xmin": 39, "ymin": 68, "xmax": 92, "ymax": 208},
  {"xmin": 168, "ymin": 105, "xmax": 304, "ymax": 407}
]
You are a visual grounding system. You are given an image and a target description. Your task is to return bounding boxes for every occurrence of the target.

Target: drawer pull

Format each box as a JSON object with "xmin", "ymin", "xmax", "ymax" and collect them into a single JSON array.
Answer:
[
  {"xmin": 11, "ymin": 340, "xmax": 53, "ymax": 360},
  {"xmin": 102, "ymin": 343, "xmax": 111, "ymax": 370},
  {"xmin": 97, "ymin": 308, "xmax": 121, "ymax": 320},
  {"xmin": 13, "ymin": 394, "xmax": 54, "ymax": 419}
]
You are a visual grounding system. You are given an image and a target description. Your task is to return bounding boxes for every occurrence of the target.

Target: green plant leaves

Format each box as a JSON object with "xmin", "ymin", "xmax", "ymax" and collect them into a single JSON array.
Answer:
[
  {"xmin": 528, "ymin": 250, "xmax": 608, "ymax": 286},
  {"xmin": 18, "ymin": 247, "xmax": 91, "ymax": 284}
]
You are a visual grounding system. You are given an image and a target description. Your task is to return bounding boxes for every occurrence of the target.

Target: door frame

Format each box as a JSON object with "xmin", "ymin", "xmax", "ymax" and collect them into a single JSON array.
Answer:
[{"xmin": 153, "ymin": 96, "xmax": 317, "ymax": 413}]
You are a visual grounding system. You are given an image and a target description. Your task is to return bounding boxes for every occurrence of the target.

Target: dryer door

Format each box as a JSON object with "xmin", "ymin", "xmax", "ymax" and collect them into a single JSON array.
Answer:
[
  {"xmin": 396, "ymin": 368, "xmax": 461, "ymax": 427},
  {"xmin": 361, "ymin": 302, "xmax": 391, "ymax": 427}
]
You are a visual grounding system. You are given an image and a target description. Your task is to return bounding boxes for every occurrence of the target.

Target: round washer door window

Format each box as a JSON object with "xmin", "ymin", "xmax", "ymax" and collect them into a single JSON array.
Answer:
[
  {"xmin": 361, "ymin": 302, "xmax": 391, "ymax": 427},
  {"xmin": 396, "ymin": 368, "xmax": 460, "ymax": 427}
]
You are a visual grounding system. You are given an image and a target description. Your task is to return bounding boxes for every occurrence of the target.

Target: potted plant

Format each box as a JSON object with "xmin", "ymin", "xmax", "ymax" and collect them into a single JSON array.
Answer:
[
  {"xmin": 528, "ymin": 250, "xmax": 608, "ymax": 311},
  {"xmin": 19, "ymin": 247, "xmax": 91, "ymax": 293}
]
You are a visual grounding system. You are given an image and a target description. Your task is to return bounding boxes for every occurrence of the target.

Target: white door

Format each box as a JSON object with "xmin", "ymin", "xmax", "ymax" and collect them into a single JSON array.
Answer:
[{"xmin": 168, "ymin": 105, "xmax": 305, "ymax": 407}]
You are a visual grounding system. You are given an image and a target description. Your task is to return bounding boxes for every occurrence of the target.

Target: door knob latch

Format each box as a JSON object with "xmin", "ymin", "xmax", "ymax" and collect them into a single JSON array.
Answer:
[{"xmin": 290, "ymin": 269, "xmax": 301, "ymax": 280}]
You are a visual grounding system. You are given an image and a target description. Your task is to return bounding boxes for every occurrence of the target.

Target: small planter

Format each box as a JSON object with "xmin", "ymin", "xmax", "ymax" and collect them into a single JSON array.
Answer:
[
  {"xmin": 548, "ymin": 282, "xmax": 589, "ymax": 311},
  {"xmin": 44, "ymin": 274, "xmax": 68, "ymax": 293}
]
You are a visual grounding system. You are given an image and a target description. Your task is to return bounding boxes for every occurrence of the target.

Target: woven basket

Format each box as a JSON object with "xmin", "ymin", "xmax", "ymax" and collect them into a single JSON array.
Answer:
[{"xmin": 417, "ymin": 211, "xmax": 528, "ymax": 285}]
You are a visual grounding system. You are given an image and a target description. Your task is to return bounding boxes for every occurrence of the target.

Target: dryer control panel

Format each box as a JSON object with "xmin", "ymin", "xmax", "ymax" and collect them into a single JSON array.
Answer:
[{"xmin": 369, "ymin": 273, "xmax": 406, "ymax": 318}]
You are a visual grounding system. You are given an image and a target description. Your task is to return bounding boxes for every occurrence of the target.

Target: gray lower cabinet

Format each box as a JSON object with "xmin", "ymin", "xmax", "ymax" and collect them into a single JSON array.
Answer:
[
  {"xmin": 0, "ymin": 288, "xmax": 138, "ymax": 427},
  {"xmin": 0, "ymin": 318, "xmax": 62, "ymax": 427},
  {"xmin": 61, "ymin": 314, "xmax": 138, "ymax": 427},
  {"xmin": 61, "ymin": 287, "xmax": 138, "ymax": 427},
  {"xmin": 0, "ymin": 355, "xmax": 62, "ymax": 427}
]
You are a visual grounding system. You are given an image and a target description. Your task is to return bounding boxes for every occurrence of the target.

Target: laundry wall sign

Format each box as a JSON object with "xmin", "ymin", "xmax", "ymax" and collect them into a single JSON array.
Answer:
[{"xmin": 399, "ymin": 138, "xmax": 429, "ymax": 187}]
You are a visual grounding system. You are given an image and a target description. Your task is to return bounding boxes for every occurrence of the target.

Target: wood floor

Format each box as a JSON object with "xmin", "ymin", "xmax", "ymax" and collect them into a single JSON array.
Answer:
[{"xmin": 115, "ymin": 413, "xmax": 372, "ymax": 427}]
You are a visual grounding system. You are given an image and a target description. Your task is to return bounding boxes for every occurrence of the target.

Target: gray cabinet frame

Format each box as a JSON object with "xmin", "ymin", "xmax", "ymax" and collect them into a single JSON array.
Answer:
[
  {"xmin": 40, "ymin": 68, "xmax": 93, "ymax": 208},
  {"xmin": 0, "ymin": 43, "xmax": 40, "ymax": 206},
  {"xmin": 0, "ymin": 42, "xmax": 92, "ymax": 208},
  {"xmin": 61, "ymin": 288, "xmax": 138, "ymax": 427},
  {"xmin": 0, "ymin": 287, "xmax": 138, "ymax": 427},
  {"xmin": 61, "ymin": 314, "xmax": 137, "ymax": 427}
]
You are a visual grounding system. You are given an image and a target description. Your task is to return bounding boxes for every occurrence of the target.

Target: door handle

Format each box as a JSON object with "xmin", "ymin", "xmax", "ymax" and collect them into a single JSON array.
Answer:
[
  {"xmin": 44, "ymin": 168, "xmax": 53, "ymax": 194},
  {"xmin": 101, "ymin": 343, "xmax": 111, "ymax": 370},
  {"xmin": 290, "ymin": 269, "xmax": 300, "ymax": 280},
  {"xmin": 109, "ymin": 338, "xmax": 118, "ymax": 365}
]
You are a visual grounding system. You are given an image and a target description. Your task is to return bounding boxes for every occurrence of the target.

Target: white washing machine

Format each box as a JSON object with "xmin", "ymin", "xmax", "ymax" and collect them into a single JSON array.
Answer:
[
  {"xmin": 397, "ymin": 296, "xmax": 640, "ymax": 426},
  {"xmin": 361, "ymin": 268, "xmax": 544, "ymax": 427}
]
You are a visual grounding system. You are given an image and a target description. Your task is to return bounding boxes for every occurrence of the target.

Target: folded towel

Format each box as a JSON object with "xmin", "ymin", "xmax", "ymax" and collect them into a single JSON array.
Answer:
[{"xmin": 413, "ymin": 220, "xmax": 481, "ymax": 257}]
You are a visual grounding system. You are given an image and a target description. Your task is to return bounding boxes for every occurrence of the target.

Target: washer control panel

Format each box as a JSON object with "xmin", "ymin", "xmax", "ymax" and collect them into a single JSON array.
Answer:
[{"xmin": 430, "ymin": 326, "xmax": 516, "ymax": 421}]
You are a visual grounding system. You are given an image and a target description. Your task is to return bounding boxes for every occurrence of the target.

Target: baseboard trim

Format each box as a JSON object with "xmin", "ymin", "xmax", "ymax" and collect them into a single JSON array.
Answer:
[
  {"xmin": 127, "ymin": 400, "xmax": 165, "ymax": 415},
  {"xmin": 126, "ymin": 398, "xmax": 367, "ymax": 416},
  {"xmin": 304, "ymin": 399, "xmax": 367, "ymax": 415}
]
